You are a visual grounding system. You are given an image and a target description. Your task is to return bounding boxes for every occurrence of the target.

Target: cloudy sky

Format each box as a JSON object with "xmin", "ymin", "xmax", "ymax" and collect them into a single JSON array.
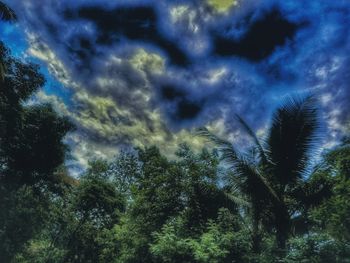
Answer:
[{"xmin": 1, "ymin": 0, "xmax": 350, "ymax": 174}]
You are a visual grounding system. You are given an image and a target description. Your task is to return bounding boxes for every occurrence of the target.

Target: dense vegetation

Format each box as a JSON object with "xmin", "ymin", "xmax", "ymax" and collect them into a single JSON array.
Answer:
[{"xmin": 1, "ymin": 3, "xmax": 350, "ymax": 262}]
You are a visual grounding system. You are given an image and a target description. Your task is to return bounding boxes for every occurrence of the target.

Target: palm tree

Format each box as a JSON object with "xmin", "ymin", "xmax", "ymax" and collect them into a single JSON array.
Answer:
[
  {"xmin": 198, "ymin": 96, "xmax": 321, "ymax": 255},
  {"xmin": 0, "ymin": 1, "xmax": 17, "ymax": 81}
]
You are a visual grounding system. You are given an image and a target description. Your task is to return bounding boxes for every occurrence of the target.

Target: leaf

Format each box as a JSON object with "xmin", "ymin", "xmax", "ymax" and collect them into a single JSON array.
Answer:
[
  {"xmin": 196, "ymin": 127, "xmax": 281, "ymax": 205},
  {"xmin": 0, "ymin": 1, "xmax": 17, "ymax": 22},
  {"xmin": 224, "ymin": 192, "xmax": 251, "ymax": 208},
  {"xmin": 235, "ymin": 114, "xmax": 270, "ymax": 166},
  {"xmin": 267, "ymin": 96, "xmax": 320, "ymax": 185}
]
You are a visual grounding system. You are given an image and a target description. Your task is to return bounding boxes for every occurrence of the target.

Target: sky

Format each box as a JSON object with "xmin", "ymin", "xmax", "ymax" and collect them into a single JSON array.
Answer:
[{"xmin": 1, "ymin": 0, "xmax": 350, "ymax": 175}]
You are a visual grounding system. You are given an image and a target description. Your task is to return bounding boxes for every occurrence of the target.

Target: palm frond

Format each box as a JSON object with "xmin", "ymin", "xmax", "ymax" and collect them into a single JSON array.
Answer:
[
  {"xmin": 267, "ymin": 96, "xmax": 320, "ymax": 186},
  {"xmin": 197, "ymin": 127, "xmax": 280, "ymax": 204},
  {"xmin": 0, "ymin": 2, "xmax": 17, "ymax": 22},
  {"xmin": 224, "ymin": 192, "xmax": 251, "ymax": 207},
  {"xmin": 235, "ymin": 114, "xmax": 269, "ymax": 165},
  {"xmin": 197, "ymin": 127, "xmax": 234, "ymax": 153}
]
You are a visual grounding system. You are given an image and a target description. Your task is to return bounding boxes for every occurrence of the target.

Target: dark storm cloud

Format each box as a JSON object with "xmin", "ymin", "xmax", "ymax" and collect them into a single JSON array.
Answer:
[
  {"xmin": 64, "ymin": 5, "xmax": 190, "ymax": 67},
  {"xmin": 212, "ymin": 8, "xmax": 302, "ymax": 62},
  {"xmin": 161, "ymin": 85, "xmax": 187, "ymax": 101},
  {"xmin": 158, "ymin": 83, "xmax": 204, "ymax": 122}
]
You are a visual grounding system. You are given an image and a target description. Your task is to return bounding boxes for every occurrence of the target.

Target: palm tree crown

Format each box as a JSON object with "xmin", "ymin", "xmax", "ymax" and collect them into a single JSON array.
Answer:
[{"xmin": 198, "ymin": 96, "xmax": 321, "ymax": 253}]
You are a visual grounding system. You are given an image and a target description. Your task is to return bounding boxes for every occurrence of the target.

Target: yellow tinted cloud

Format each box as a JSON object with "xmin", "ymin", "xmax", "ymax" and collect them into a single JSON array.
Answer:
[
  {"xmin": 28, "ymin": 34, "xmax": 232, "ymax": 171},
  {"xmin": 207, "ymin": 0, "xmax": 238, "ymax": 13},
  {"xmin": 129, "ymin": 48, "xmax": 165, "ymax": 74}
]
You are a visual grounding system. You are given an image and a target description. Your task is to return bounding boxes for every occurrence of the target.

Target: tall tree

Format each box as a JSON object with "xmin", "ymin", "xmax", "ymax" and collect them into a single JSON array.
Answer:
[
  {"xmin": 0, "ymin": 42, "xmax": 73, "ymax": 262},
  {"xmin": 198, "ymin": 96, "xmax": 322, "ymax": 254},
  {"xmin": 0, "ymin": 43, "xmax": 73, "ymax": 188},
  {"xmin": 62, "ymin": 168, "xmax": 126, "ymax": 263}
]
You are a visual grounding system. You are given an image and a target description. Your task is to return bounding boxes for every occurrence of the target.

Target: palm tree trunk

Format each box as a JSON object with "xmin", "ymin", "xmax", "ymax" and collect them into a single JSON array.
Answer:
[
  {"xmin": 251, "ymin": 214, "xmax": 262, "ymax": 254},
  {"xmin": 276, "ymin": 228, "xmax": 287, "ymax": 250},
  {"xmin": 0, "ymin": 59, "xmax": 5, "ymax": 81},
  {"xmin": 275, "ymin": 204, "xmax": 290, "ymax": 257},
  {"xmin": 252, "ymin": 222, "xmax": 261, "ymax": 253}
]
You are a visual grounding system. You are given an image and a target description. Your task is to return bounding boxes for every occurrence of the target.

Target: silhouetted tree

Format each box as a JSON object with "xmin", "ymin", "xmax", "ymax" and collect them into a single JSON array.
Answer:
[
  {"xmin": 0, "ymin": 42, "xmax": 73, "ymax": 262},
  {"xmin": 199, "ymin": 96, "xmax": 323, "ymax": 255},
  {"xmin": 0, "ymin": 1, "xmax": 16, "ymax": 81}
]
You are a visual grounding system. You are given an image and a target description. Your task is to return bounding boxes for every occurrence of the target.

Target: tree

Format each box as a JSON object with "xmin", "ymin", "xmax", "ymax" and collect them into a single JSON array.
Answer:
[
  {"xmin": 131, "ymin": 147, "xmax": 185, "ymax": 232},
  {"xmin": 198, "ymin": 96, "xmax": 324, "ymax": 254},
  {"xmin": 0, "ymin": 42, "xmax": 73, "ymax": 261},
  {"xmin": 311, "ymin": 138, "xmax": 350, "ymax": 242},
  {"xmin": 0, "ymin": 42, "xmax": 74, "ymax": 188},
  {"xmin": 150, "ymin": 208, "xmax": 250, "ymax": 263},
  {"xmin": 174, "ymin": 144, "xmax": 237, "ymax": 234},
  {"xmin": 61, "ymin": 162, "xmax": 126, "ymax": 263},
  {"xmin": 103, "ymin": 145, "xmax": 237, "ymax": 263},
  {"xmin": 0, "ymin": 185, "xmax": 52, "ymax": 262},
  {"xmin": 107, "ymin": 151, "xmax": 143, "ymax": 198},
  {"xmin": 0, "ymin": 1, "xmax": 16, "ymax": 81}
]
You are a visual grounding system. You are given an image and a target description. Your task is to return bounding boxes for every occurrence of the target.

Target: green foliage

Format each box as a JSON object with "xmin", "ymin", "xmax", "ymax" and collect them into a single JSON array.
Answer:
[
  {"xmin": 13, "ymin": 238, "xmax": 66, "ymax": 263},
  {"xmin": 151, "ymin": 209, "xmax": 251, "ymax": 263},
  {"xmin": 151, "ymin": 221, "xmax": 196, "ymax": 263},
  {"xmin": 284, "ymin": 233, "xmax": 350, "ymax": 263},
  {"xmin": 311, "ymin": 178, "xmax": 350, "ymax": 241},
  {"xmin": 107, "ymin": 152, "xmax": 143, "ymax": 196},
  {"xmin": 0, "ymin": 2, "xmax": 16, "ymax": 81},
  {"xmin": 73, "ymin": 175, "xmax": 125, "ymax": 227},
  {"xmin": 0, "ymin": 186, "xmax": 50, "ymax": 262},
  {"xmin": 311, "ymin": 141, "xmax": 350, "ymax": 242},
  {"xmin": 192, "ymin": 224, "xmax": 230, "ymax": 263},
  {"xmin": 108, "ymin": 215, "xmax": 152, "ymax": 263},
  {"xmin": 58, "ymin": 167, "xmax": 126, "ymax": 263}
]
